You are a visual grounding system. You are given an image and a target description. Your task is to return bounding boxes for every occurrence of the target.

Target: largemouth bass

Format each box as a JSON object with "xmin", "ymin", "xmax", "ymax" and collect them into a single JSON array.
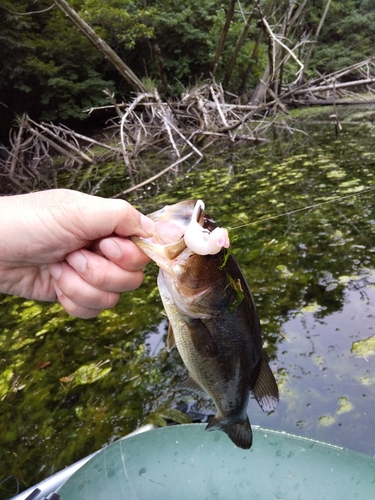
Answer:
[{"xmin": 132, "ymin": 200, "xmax": 278, "ymax": 449}]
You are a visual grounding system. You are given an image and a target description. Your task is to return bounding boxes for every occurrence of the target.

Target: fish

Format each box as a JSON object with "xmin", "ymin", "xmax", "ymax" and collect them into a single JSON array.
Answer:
[{"xmin": 131, "ymin": 200, "xmax": 279, "ymax": 449}]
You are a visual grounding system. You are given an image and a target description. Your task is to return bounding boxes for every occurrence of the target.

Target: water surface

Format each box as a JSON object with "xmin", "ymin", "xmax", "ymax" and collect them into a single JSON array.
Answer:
[{"xmin": 1, "ymin": 113, "xmax": 375, "ymax": 497}]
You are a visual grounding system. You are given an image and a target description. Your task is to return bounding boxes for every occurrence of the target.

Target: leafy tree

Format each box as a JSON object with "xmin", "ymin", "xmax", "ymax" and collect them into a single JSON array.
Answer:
[
  {"xmin": 309, "ymin": 0, "xmax": 375, "ymax": 74},
  {"xmin": 1, "ymin": 0, "xmax": 374, "ymax": 137},
  {"xmin": 0, "ymin": 1, "xmax": 114, "ymax": 133},
  {"xmin": 79, "ymin": 0, "xmax": 155, "ymax": 51}
]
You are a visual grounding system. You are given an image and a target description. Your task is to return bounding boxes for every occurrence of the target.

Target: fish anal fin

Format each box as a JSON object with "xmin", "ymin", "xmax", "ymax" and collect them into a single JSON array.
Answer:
[
  {"xmin": 188, "ymin": 320, "xmax": 219, "ymax": 358},
  {"xmin": 252, "ymin": 357, "xmax": 279, "ymax": 413},
  {"xmin": 206, "ymin": 415, "xmax": 253, "ymax": 450},
  {"xmin": 178, "ymin": 374, "xmax": 207, "ymax": 396},
  {"xmin": 166, "ymin": 323, "xmax": 176, "ymax": 352}
]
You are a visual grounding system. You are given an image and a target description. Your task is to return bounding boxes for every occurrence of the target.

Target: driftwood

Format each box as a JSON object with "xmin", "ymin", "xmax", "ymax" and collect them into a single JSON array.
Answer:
[
  {"xmin": 2, "ymin": 53, "xmax": 375, "ymax": 196},
  {"xmin": 0, "ymin": 116, "xmax": 123, "ymax": 194},
  {"xmin": 285, "ymin": 99, "xmax": 375, "ymax": 107},
  {"xmin": 3, "ymin": 0, "xmax": 375, "ymax": 196},
  {"xmin": 0, "ymin": 82, "xmax": 276, "ymax": 195},
  {"xmin": 280, "ymin": 58, "xmax": 375, "ymax": 104}
]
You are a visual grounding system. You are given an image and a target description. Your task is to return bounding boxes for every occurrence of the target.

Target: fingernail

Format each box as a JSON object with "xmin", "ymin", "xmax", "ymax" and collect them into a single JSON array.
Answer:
[
  {"xmin": 100, "ymin": 238, "xmax": 121, "ymax": 260},
  {"xmin": 49, "ymin": 262, "xmax": 62, "ymax": 280},
  {"xmin": 140, "ymin": 215, "xmax": 155, "ymax": 236},
  {"xmin": 66, "ymin": 251, "xmax": 87, "ymax": 272},
  {"xmin": 54, "ymin": 284, "xmax": 63, "ymax": 298}
]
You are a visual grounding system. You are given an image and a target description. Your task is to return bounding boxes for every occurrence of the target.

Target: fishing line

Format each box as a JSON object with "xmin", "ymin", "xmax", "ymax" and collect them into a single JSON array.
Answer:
[{"xmin": 230, "ymin": 185, "xmax": 375, "ymax": 231}]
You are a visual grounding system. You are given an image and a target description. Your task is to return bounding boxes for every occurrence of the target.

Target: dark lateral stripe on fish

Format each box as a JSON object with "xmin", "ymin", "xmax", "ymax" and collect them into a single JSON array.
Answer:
[
  {"xmin": 132, "ymin": 200, "xmax": 280, "ymax": 450},
  {"xmin": 252, "ymin": 357, "xmax": 279, "ymax": 413}
]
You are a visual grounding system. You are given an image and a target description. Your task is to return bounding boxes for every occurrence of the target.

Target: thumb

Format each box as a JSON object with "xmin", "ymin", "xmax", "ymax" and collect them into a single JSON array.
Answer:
[{"xmin": 50, "ymin": 190, "xmax": 155, "ymax": 240}]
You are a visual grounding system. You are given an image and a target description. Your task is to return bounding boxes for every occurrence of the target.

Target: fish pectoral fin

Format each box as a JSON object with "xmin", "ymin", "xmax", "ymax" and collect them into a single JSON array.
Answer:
[
  {"xmin": 205, "ymin": 416, "xmax": 253, "ymax": 450},
  {"xmin": 252, "ymin": 357, "xmax": 279, "ymax": 414},
  {"xmin": 166, "ymin": 323, "xmax": 176, "ymax": 352},
  {"xmin": 188, "ymin": 320, "xmax": 219, "ymax": 358},
  {"xmin": 178, "ymin": 374, "xmax": 207, "ymax": 395}
]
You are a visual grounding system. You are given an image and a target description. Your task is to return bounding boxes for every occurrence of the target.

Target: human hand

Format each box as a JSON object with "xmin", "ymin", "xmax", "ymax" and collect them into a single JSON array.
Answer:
[{"xmin": 0, "ymin": 189, "xmax": 154, "ymax": 318}]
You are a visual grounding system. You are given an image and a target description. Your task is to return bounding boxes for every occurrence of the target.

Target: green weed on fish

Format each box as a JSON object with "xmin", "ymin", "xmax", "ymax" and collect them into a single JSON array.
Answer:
[
  {"xmin": 220, "ymin": 229, "xmax": 244, "ymax": 310},
  {"xmin": 226, "ymin": 273, "xmax": 244, "ymax": 311},
  {"xmin": 220, "ymin": 227, "xmax": 238, "ymax": 269}
]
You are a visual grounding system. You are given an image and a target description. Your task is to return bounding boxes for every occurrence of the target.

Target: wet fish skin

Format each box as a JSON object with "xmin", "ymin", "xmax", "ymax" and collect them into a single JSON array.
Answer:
[{"xmin": 132, "ymin": 200, "xmax": 279, "ymax": 449}]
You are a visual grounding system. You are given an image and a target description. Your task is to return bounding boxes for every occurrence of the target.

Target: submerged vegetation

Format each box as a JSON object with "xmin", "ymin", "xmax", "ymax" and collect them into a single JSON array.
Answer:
[
  {"xmin": 1, "ymin": 0, "xmax": 375, "ymax": 496},
  {"xmin": 1, "ymin": 114, "xmax": 375, "ymax": 497}
]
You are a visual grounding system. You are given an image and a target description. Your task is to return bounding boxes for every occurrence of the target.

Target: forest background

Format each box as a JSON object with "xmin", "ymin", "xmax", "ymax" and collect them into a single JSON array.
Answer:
[
  {"xmin": 1, "ymin": 3, "xmax": 375, "ymax": 496},
  {"xmin": 1, "ymin": 0, "xmax": 375, "ymax": 144}
]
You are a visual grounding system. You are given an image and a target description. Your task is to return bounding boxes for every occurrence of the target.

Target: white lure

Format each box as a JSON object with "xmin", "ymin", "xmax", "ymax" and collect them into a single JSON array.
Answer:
[{"xmin": 184, "ymin": 200, "xmax": 230, "ymax": 255}]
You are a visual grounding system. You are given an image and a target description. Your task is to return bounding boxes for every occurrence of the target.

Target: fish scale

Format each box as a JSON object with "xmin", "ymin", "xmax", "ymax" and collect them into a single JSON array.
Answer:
[
  {"xmin": 132, "ymin": 200, "xmax": 279, "ymax": 449},
  {"xmin": 160, "ymin": 273, "xmax": 246, "ymax": 413}
]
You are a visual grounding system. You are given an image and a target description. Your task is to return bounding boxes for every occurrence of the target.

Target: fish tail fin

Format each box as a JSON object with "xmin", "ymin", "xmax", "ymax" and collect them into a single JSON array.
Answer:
[
  {"xmin": 252, "ymin": 357, "xmax": 279, "ymax": 413},
  {"xmin": 205, "ymin": 415, "xmax": 253, "ymax": 450}
]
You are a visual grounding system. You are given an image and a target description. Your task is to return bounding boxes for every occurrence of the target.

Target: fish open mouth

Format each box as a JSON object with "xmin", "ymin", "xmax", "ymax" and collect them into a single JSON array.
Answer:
[
  {"xmin": 134, "ymin": 200, "xmax": 230, "ymax": 257},
  {"xmin": 150, "ymin": 219, "xmax": 186, "ymax": 245},
  {"xmin": 183, "ymin": 200, "xmax": 230, "ymax": 255}
]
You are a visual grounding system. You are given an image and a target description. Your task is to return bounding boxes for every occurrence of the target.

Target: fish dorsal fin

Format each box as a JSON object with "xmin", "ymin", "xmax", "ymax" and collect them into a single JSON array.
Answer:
[
  {"xmin": 166, "ymin": 323, "xmax": 176, "ymax": 352},
  {"xmin": 252, "ymin": 357, "xmax": 279, "ymax": 413},
  {"xmin": 179, "ymin": 374, "xmax": 206, "ymax": 395},
  {"xmin": 188, "ymin": 320, "xmax": 219, "ymax": 358}
]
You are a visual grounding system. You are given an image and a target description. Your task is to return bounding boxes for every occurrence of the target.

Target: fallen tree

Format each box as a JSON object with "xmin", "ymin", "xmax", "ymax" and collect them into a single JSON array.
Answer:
[
  {"xmin": 2, "ymin": 1, "xmax": 375, "ymax": 196},
  {"xmin": 1, "ymin": 59, "xmax": 374, "ymax": 196},
  {"xmin": 53, "ymin": 0, "xmax": 146, "ymax": 93}
]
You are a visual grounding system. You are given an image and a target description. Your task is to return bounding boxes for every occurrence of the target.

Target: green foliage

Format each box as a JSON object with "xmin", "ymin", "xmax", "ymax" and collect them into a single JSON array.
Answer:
[
  {"xmin": 80, "ymin": 0, "xmax": 155, "ymax": 50},
  {"xmin": 0, "ymin": 1, "xmax": 114, "ymax": 122},
  {"xmin": 310, "ymin": 0, "xmax": 375, "ymax": 73},
  {"xmin": 1, "ymin": 0, "xmax": 375, "ymax": 128},
  {"xmin": 149, "ymin": 0, "xmax": 221, "ymax": 80},
  {"xmin": 139, "ymin": 0, "xmax": 266, "ymax": 92}
]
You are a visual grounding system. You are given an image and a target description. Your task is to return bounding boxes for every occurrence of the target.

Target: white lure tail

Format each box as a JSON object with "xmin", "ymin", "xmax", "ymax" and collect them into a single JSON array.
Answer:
[{"xmin": 184, "ymin": 200, "xmax": 230, "ymax": 255}]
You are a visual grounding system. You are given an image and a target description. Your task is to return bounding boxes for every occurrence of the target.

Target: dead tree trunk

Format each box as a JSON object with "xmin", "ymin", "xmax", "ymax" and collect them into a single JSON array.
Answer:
[
  {"xmin": 212, "ymin": 0, "xmax": 237, "ymax": 78},
  {"xmin": 223, "ymin": 9, "xmax": 255, "ymax": 89},
  {"xmin": 238, "ymin": 26, "xmax": 264, "ymax": 97},
  {"xmin": 53, "ymin": 0, "xmax": 146, "ymax": 93},
  {"xmin": 298, "ymin": 0, "xmax": 332, "ymax": 84},
  {"xmin": 241, "ymin": 0, "xmax": 276, "ymax": 101},
  {"xmin": 249, "ymin": 0, "xmax": 306, "ymax": 104},
  {"xmin": 154, "ymin": 44, "xmax": 169, "ymax": 95}
]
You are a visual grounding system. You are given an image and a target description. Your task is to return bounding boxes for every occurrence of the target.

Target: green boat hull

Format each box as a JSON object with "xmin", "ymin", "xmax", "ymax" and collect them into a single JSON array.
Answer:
[{"xmin": 57, "ymin": 424, "xmax": 375, "ymax": 499}]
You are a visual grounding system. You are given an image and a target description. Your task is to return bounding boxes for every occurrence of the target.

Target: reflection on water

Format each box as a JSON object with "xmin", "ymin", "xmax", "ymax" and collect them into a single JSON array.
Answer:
[
  {"xmin": 139, "ymin": 271, "xmax": 375, "ymax": 457},
  {"xmin": 145, "ymin": 319, "xmax": 168, "ymax": 357},
  {"xmin": 254, "ymin": 271, "xmax": 375, "ymax": 455},
  {"xmin": 1, "ymin": 117, "xmax": 375, "ymax": 497}
]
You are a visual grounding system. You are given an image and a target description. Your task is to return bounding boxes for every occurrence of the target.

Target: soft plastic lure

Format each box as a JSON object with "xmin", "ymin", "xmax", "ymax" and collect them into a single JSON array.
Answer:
[{"xmin": 184, "ymin": 200, "xmax": 230, "ymax": 255}]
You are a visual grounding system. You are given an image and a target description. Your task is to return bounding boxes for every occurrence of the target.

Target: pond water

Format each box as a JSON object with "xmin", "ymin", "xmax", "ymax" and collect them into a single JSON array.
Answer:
[{"xmin": 1, "ymin": 110, "xmax": 375, "ymax": 498}]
